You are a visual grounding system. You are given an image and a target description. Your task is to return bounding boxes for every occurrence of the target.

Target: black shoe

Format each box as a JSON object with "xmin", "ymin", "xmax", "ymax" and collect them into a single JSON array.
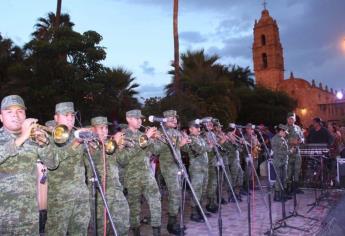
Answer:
[
  {"xmin": 167, "ymin": 215, "xmax": 181, "ymax": 235},
  {"xmin": 274, "ymin": 191, "xmax": 281, "ymax": 202},
  {"xmin": 132, "ymin": 227, "xmax": 141, "ymax": 236},
  {"xmin": 206, "ymin": 204, "xmax": 218, "ymax": 213},
  {"xmin": 39, "ymin": 209, "xmax": 47, "ymax": 234},
  {"xmin": 152, "ymin": 226, "xmax": 161, "ymax": 236},
  {"xmin": 295, "ymin": 188, "xmax": 304, "ymax": 194},
  {"xmin": 221, "ymin": 197, "xmax": 228, "ymax": 205}
]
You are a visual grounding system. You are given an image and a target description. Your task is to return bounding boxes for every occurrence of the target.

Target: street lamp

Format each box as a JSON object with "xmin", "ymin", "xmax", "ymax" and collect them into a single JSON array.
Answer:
[{"xmin": 336, "ymin": 91, "xmax": 343, "ymax": 100}]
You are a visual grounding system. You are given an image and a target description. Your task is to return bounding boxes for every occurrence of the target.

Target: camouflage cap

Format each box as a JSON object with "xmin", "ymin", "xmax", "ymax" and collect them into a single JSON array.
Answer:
[
  {"xmin": 1, "ymin": 95, "xmax": 26, "ymax": 110},
  {"xmin": 278, "ymin": 124, "xmax": 289, "ymax": 133},
  {"xmin": 287, "ymin": 112, "xmax": 296, "ymax": 119},
  {"xmin": 201, "ymin": 117, "xmax": 213, "ymax": 123},
  {"xmin": 163, "ymin": 110, "xmax": 178, "ymax": 118},
  {"xmin": 188, "ymin": 119, "xmax": 200, "ymax": 128},
  {"xmin": 245, "ymin": 123, "xmax": 254, "ymax": 129},
  {"xmin": 55, "ymin": 102, "xmax": 75, "ymax": 114},
  {"xmin": 91, "ymin": 116, "xmax": 111, "ymax": 126},
  {"xmin": 45, "ymin": 120, "xmax": 56, "ymax": 128},
  {"xmin": 126, "ymin": 109, "xmax": 145, "ymax": 118},
  {"xmin": 212, "ymin": 118, "xmax": 222, "ymax": 127}
]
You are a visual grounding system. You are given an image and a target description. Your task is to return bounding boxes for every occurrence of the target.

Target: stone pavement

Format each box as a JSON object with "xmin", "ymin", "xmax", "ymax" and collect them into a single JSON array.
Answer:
[{"xmin": 129, "ymin": 185, "xmax": 344, "ymax": 236}]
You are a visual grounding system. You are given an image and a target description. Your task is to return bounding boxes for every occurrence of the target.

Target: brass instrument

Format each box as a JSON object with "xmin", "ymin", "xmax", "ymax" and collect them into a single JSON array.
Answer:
[
  {"xmin": 104, "ymin": 138, "xmax": 117, "ymax": 155},
  {"xmin": 117, "ymin": 133, "xmax": 148, "ymax": 148},
  {"xmin": 31, "ymin": 124, "xmax": 70, "ymax": 144}
]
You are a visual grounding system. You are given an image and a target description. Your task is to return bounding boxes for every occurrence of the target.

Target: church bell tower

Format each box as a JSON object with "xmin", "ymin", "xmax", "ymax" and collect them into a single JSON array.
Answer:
[{"xmin": 252, "ymin": 8, "xmax": 284, "ymax": 90}]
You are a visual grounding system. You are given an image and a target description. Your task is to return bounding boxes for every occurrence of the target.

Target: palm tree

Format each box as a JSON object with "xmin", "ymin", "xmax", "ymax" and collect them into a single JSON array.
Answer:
[
  {"xmin": 173, "ymin": 0, "xmax": 180, "ymax": 94},
  {"xmin": 55, "ymin": 0, "xmax": 62, "ymax": 29}
]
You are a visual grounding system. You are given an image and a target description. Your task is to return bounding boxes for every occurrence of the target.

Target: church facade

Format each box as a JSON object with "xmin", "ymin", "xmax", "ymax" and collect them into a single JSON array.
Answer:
[{"xmin": 252, "ymin": 9, "xmax": 345, "ymax": 127}]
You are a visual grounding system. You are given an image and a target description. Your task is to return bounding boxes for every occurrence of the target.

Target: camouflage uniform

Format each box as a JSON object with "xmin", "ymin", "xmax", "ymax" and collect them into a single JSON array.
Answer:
[
  {"xmin": 286, "ymin": 122, "xmax": 304, "ymax": 184},
  {"xmin": 187, "ymin": 133, "xmax": 210, "ymax": 207},
  {"xmin": 87, "ymin": 117, "xmax": 129, "ymax": 236},
  {"xmin": 223, "ymin": 141, "xmax": 243, "ymax": 192},
  {"xmin": 46, "ymin": 102, "xmax": 90, "ymax": 236},
  {"xmin": 116, "ymin": 110, "xmax": 161, "ymax": 230},
  {"xmin": 271, "ymin": 131, "xmax": 289, "ymax": 192},
  {"xmin": 0, "ymin": 95, "xmax": 59, "ymax": 235}
]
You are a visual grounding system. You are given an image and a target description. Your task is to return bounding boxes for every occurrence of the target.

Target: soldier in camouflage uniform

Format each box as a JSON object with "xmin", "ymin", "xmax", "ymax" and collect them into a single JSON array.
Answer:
[
  {"xmin": 224, "ymin": 124, "xmax": 244, "ymax": 202},
  {"xmin": 271, "ymin": 124, "xmax": 291, "ymax": 202},
  {"xmin": 157, "ymin": 110, "xmax": 189, "ymax": 235},
  {"xmin": 201, "ymin": 117, "xmax": 218, "ymax": 213},
  {"xmin": 87, "ymin": 116, "xmax": 129, "ymax": 236},
  {"xmin": 0, "ymin": 95, "xmax": 59, "ymax": 235},
  {"xmin": 46, "ymin": 102, "xmax": 91, "ymax": 235},
  {"xmin": 187, "ymin": 120, "xmax": 211, "ymax": 222},
  {"xmin": 286, "ymin": 112, "xmax": 305, "ymax": 194},
  {"xmin": 116, "ymin": 110, "xmax": 161, "ymax": 236}
]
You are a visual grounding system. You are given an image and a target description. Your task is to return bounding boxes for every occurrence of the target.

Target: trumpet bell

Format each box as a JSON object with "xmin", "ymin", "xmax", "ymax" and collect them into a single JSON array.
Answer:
[
  {"xmin": 104, "ymin": 139, "xmax": 116, "ymax": 155},
  {"xmin": 53, "ymin": 124, "xmax": 70, "ymax": 144},
  {"xmin": 139, "ymin": 134, "xmax": 149, "ymax": 148}
]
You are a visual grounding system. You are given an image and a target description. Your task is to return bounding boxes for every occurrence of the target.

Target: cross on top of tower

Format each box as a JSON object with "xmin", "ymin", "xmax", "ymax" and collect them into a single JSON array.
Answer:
[{"xmin": 263, "ymin": 0, "xmax": 267, "ymax": 10}]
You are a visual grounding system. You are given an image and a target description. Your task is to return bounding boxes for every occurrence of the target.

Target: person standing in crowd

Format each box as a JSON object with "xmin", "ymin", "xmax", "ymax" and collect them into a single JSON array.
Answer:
[
  {"xmin": 46, "ymin": 102, "xmax": 91, "ymax": 236},
  {"xmin": 116, "ymin": 109, "xmax": 161, "ymax": 236},
  {"xmin": 88, "ymin": 116, "xmax": 130, "ymax": 236},
  {"xmin": 306, "ymin": 117, "xmax": 333, "ymax": 145},
  {"xmin": 157, "ymin": 110, "xmax": 189, "ymax": 235},
  {"xmin": 187, "ymin": 119, "xmax": 211, "ymax": 222},
  {"xmin": 0, "ymin": 95, "xmax": 59, "ymax": 235},
  {"xmin": 286, "ymin": 112, "xmax": 305, "ymax": 194},
  {"xmin": 271, "ymin": 124, "xmax": 291, "ymax": 202}
]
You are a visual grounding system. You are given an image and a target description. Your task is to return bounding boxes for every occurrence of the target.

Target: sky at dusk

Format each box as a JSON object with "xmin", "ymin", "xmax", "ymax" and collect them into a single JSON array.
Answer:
[{"xmin": 1, "ymin": 0, "xmax": 345, "ymax": 100}]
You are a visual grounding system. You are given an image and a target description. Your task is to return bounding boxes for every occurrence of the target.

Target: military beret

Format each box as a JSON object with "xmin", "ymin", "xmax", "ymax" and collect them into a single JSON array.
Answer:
[
  {"xmin": 55, "ymin": 102, "xmax": 75, "ymax": 115},
  {"xmin": 126, "ymin": 109, "xmax": 145, "ymax": 118},
  {"xmin": 163, "ymin": 110, "xmax": 178, "ymax": 118},
  {"xmin": 91, "ymin": 116, "xmax": 111, "ymax": 126},
  {"xmin": 1, "ymin": 95, "xmax": 26, "ymax": 110}
]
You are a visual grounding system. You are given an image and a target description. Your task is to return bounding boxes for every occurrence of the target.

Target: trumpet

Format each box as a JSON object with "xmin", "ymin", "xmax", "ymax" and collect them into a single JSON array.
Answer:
[
  {"xmin": 226, "ymin": 132, "xmax": 252, "ymax": 148},
  {"xmin": 140, "ymin": 125, "xmax": 166, "ymax": 143},
  {"xmin": 116, "ymin": 132, "xmax": 148, "ymax": 148},
  {"xmin": 103, "ymin": 138, "xmax": 117, "ymax": 155},
  {"xmin": 31, "ymin": 123, "xmax": 70, "ymax": 144}
]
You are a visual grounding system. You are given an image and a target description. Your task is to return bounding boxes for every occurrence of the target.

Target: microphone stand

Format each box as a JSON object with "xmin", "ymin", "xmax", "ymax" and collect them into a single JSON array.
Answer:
[
  {"xmin": 206, "ymin": 130, "xmax": 242, "ymax": 236},
  {"xmin": 237, "ymin": 128, "xmax": 268, "ymax": 236},
  {"xmin": 82, "ymin": 138, "xmax": 118, "ymax": 236},
  {"xmin": 159, "ymin": 122, "xmax": 214, "ymax": 236}
]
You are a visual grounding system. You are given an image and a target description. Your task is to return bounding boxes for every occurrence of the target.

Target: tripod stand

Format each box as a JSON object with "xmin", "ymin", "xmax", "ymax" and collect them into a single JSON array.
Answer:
[
  {"xmin": 237, "ymin": 128, "xmax": 268, "ymax": 236},
  {"xmin": 160, "ymin": 123, "xmax": 214, "ymax": 236},
  {"xmin": 82, "ymin": 139, "xmax": 118, "ymax": 236},
  {"xmin": 307, "ymin": 154, "xmax": 329, "ymax": 213},
  {"xmin": 206, "ymin": 130, "xmax": 242, "ymax": 236}
]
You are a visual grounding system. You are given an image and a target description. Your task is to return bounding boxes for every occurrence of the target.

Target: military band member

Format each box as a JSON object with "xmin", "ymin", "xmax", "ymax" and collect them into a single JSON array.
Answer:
[
  {"xmin": 201, "ymin": 117, "xmax": 219, "ymax": 213},
  {"xmin": 157, "ymin": 110, "xmax": 189, "ymax": 235},
  {"xmin": 116, "ymin": 109, "xmax": 161, "ymax": 236},
  {"xmin": 0, "ymin": 95, "xmax": 59, "ymax": 235},
  {"xmin": 271, "ymin": 124, "xmax": 291, "ymax": 202},
  {"xmin": 187, "ymin": 120, "xmax": 211, "ymax": 222},
  {"xmin": 88, "ymin": 116, "xmax": 130, "ymax": 236},
  {"xmin": 286, "ymin": 112, "xmax": 304, "ymax": 194},
  {"xmin": 224, "ymin": 124, "xmax": 244, "ymax": 202},
  {"xmin": 46, "ymin": 102, "xmax": 91, "ymax": 235}
]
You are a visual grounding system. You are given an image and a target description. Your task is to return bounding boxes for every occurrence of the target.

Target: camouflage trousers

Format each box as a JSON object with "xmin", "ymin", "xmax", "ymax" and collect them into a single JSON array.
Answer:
[
  {"xmin": 287, "ymin": 153, "xmax": 302, "ymax": 183},
  {"xmin": 189, "ymin": 162, "xmax": 208, "ymax": 207},
  {"xmin": 91, "ymin": 190, "xmax": 130, "ymax": 236},
  {"xmin": 0, "ymin": 217, "xmax": 38, "ymax": 235},
  {"xmin": 46, "ymin": 197, "xmax": 90, "ymax": 236},
  {"xmin": 206, "ymin": 156, "xmax": 218, "ymax": 205},
  {"xmin": 273, "ymin": 160, "xmax": 288, "ymax": 192},
  {"xmin": 229, "ymin": 154, "xmax": 244, "ymax": 188},
  {"xmin": 126, "ymin": 173, "xmax": 161, "ymax": 227},
  {"xmin": 160, "ymin": 163, "xmax": 182, "ymax": 216}
]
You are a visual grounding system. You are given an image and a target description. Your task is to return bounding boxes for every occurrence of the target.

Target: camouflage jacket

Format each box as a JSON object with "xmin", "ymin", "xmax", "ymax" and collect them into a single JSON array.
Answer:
[
  {"xmin": 271, "ymin": 134, "xmax": 289, "ymax": 164},
  {"xmin": 0, "ymin": 127, "xmax": 59, "ymax": 227},
  {"xmin": 286, "ymin": 124, "xmax": 304, "ymax": 150},
  {"xmin": 116, "ymin": 128, "xmax": 159, "ymax": 187},
  {"xmin": 48, "ymin": 133, "xmax": 89, "ymax": 201},
  {"xmin": 187, "ymin": 135, "xmax": 210, "ymax": 168},
  {"xmin": 86, "ymin": 145, "xmax": 123, "ymax": 195}
]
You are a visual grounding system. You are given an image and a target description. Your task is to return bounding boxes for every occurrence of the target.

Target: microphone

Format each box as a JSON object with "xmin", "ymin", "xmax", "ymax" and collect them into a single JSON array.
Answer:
[
  {"xmin": 195, "ymin": 117, "xmax": 213, "ymax": 125},
  {"xmin": 148, "ymin": 115, "xmax": 168, "ymax": 123},
  {"xmin": 74, "ymin": 130, "xmax": 97, "ymax": 140}
]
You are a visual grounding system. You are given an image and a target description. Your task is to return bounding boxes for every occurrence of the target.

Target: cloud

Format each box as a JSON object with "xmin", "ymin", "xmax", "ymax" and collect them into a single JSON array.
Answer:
[
  {"xmin": 140, "ymin": 61, "xmax": 156, "ymax": 76},
  {"xmin": 180, "ymin": 31, "xmax": 207, "ymax": 43},
  {"xmin": 137, "ymin": 84, "xmax": 165, "ymax": 99}
]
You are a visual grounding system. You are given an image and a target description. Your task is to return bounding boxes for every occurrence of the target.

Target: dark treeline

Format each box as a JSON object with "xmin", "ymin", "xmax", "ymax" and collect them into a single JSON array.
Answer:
[{"xmin": 0, "ymin": 12, "xmax": 296, "ymax": 127}]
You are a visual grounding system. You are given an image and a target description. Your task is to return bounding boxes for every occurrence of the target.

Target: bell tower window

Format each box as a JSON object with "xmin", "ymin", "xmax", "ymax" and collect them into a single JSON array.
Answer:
[
  {"xmin": 261, "ymin": 34, "xmax": 266, "ymax": 46},
  {"xmin": 262, "ymin": 53, "xmax": 268, "ymax": 68}
]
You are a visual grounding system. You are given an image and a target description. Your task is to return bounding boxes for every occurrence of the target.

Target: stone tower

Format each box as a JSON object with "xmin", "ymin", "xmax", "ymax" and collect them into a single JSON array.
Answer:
[{"xmin": 252, "ymin": 9, "xmax": 284, "ymax": 90}]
